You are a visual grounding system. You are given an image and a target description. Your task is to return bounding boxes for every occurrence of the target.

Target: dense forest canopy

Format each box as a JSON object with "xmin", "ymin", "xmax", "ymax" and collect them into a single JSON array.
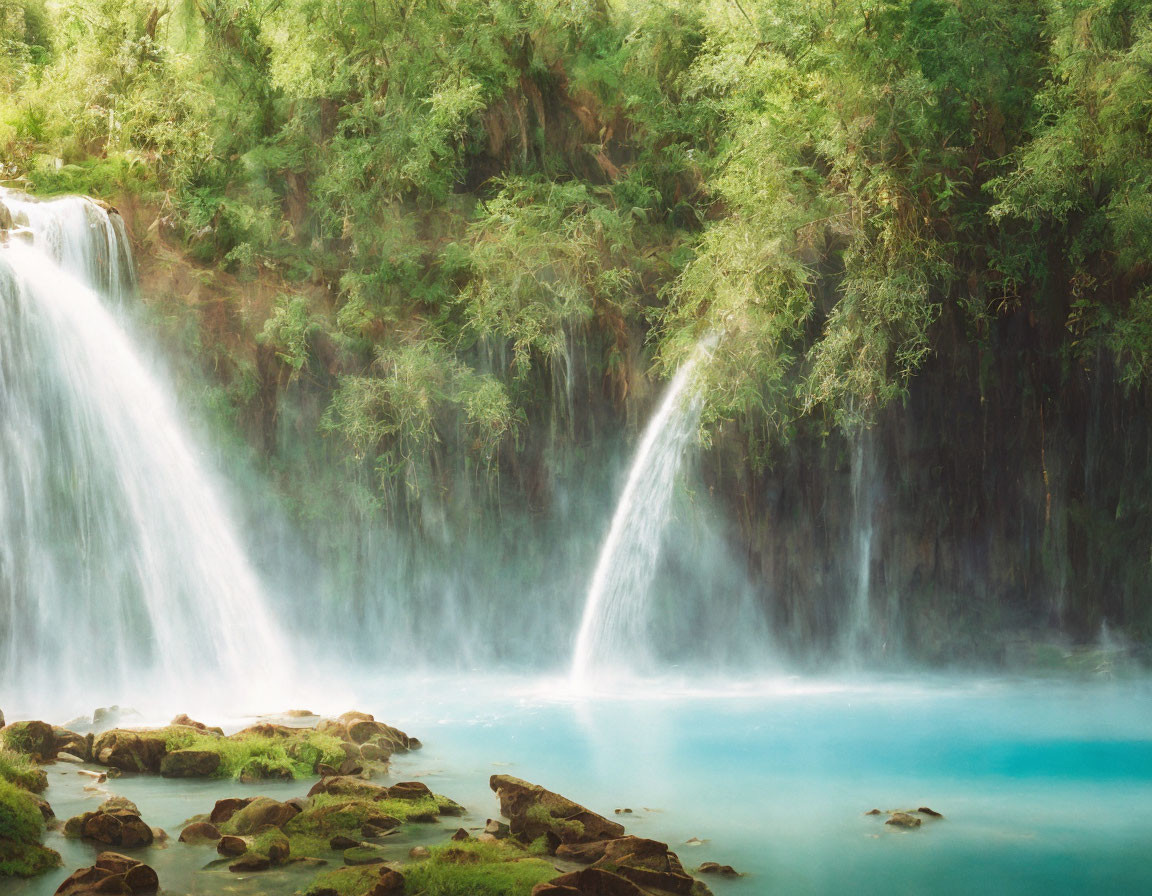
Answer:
[{"xmin": 3, "ymin": 0, "xmax": 1151, "ymax": 660}]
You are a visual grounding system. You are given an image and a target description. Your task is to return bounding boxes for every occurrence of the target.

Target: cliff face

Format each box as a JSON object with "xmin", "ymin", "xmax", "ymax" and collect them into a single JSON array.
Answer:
[{"xmin": 121, "ymin": 195, "xmax": 1152, "ymax": 669}]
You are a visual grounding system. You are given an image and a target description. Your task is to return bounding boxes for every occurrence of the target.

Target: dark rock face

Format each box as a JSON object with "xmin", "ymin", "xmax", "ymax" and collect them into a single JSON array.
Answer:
[
  {"xmin": 489, "ymin": 775, "xmax": 626, "ymax": 847},
  {"xmin": 159, "ymin": 749, "xmax": 220, "ymax": 778},
  {"xmin": 65, "ymin": 798, "xmax": 154, "ymax": 848},
  {"xmin": 92, "ymin": 731, "xmax": 168, "ymax": 772},
  {"xmin": 54, "ymin": 851, "xmax": 158, "ymax": 896},
  {"xmin": 1, "ymin": 720, "xmax": 58, "ymax": 761},
  {"xmin": 697, "ymin": 862, "xmax": 740, "ymax": 877},
  {"xmin": 177, "ymin": 822, "xmax": 221, "ymax": 843}
]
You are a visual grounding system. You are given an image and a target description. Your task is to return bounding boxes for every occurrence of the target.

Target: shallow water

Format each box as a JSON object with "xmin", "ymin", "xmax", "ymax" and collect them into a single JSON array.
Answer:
[{"xmin": 11, "ymin": 676, "xmax": 1152, "ymax": 895}]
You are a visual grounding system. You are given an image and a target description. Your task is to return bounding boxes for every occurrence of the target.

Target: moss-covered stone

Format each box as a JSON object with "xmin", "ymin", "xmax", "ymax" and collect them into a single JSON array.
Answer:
[
  {"xmin": 0, "ymin": 748, "xmax": 47, "ymax": 793},
  {"xmin": 0, "ymin": 779, "xmax": 61, "ymax": 878},
  {"xmin": 401, "ymin": 840, "xmax": 558, "ymax": 896},
  {"xmin": 0, "ymin": 721, "xmax": 57, "ymax": 762}
]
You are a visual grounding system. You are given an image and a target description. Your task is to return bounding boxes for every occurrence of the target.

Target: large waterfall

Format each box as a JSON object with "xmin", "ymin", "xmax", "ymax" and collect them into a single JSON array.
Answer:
[
  {"xmin": 570, "ymin": 336, "xmax": 715, "ymax": 687},
  {"xmin": 0, "ymin": 191, "xmax": 292, "ymax": 714}
]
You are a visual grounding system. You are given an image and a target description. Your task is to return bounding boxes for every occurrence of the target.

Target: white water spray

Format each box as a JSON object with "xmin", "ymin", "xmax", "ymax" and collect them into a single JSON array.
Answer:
[
  {"xmin": 0, "ymin": 192, "xmax": 292, "ymax": 715},
  {"xmin": 570, "ymin": 336, "xmax": 715, "ymax": 686}
]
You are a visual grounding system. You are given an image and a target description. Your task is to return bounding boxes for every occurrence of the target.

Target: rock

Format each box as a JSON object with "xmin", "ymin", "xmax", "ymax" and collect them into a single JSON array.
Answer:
[
  {"xmin": 918, "ymin": 806, "xmax": 944, "ymax": 818},
  {"xmin": 217, "ymin": 836, "xmax": 248, "ymax": 857},
  {"xmin": 282, "ymin": 709, "xmax": 315, "ymax": 718},
  {"xmin": 150, "ymin": 827, "xmax": 168, "ymax": 844},
  {"xmin": 362, "ymin": 815, "xmax": 401, "ymax": 834},
  {"xmin": 54, "ymin": 729, "xmax": 92, "ymax": 761},
  {"xmin": 233, "ymin": 723, "xmax": 296, "ymax": 740},
  {"xmin": 344, "ymin": 845, "xmax": 389, "ymax": 866},
  {"xmin": 368, "ymin": 869, "xmax": 405, "ymax": 896},
  {"xmin": 93, "ymin": 730, "xmax": 168, "ymax": 772},
  {"xmin": 408, "ymin": 846, "xmax": 430, "ymax": 859},
  {"xmin": 228, "ymin": 854, "xmax": 271, "ymax": 872},
  {"xmin": 407, "ymin": 738, "xmax": 423, "ymax": 750},
  {"xmin": 359, "ymin": 743, "xmax": 388, "ymax": 762},
  {"xmin": 29, "ymin": 793, "xmax": 54, "ymax": 822},
  {"xmin": 169, "ymin": 715, "xmax": 224, "ymax": 736},
  {"xmin": 67, "ymin": 797, "xmax": 154, "ymax": 848},
  {"xmin": 0, "ymin": 202, "xmax": 13, "ymax": 232},
  {"xmin": 54, "ymin": 851, "xmax": 158, "ymax": 896},
  {"xmin": 338, "ymin": 758, "xmax": 364, "ymax": 777},
  {"xmin": 437, "ymin": 796, "xmax": 467, "ymax": 817},
  {"xmin": 239, "ymin": 759, "xmax": 294, "ymax": 784},
  {"xmin": 614, "ymin": 808, "xmax": 633, "ymax": 815},
  {"xmin": 697, "ymin": 862, "xmax": 740, "ymax": 877},
  {"xmin": 2, "ymin": 720, "xmax": 58, "ymax": 761},
  {"xmin": 886, "ymin": 812, "xmax": 922, "ymax": 829},
  {"xmin": 316, "ymin": 763, "xmax": 339, "ymax": 777},
  {"xmin": 555, "ymin": 836, "xmax": 703, "ymax": 895},
  {"xmin": 534, "ymin": 868, "xmax": 648, "ymax": 896},
  {"xmin": 178, "ymin": 822, "xmax": 221, "ymax": 843},
  {"xmin": 160, "ymin": 749, "xmax": 220, "ymax": 778},
  {"xmin": 92, "ymin": 707, "xmax": 141, "ymax": 730},
  {"xmin": 262, "ymin": 831, "xmax": 291, "ymax": 864},
  {"xmin": 386, "ymin": 781, "xmax": 431, "ymax": 801},
  {"xmin": 56, "ymin": 752, "xmax": 84, "ymax": 764},
  {"xmin": 490, "ymin": 775, "xmax": 626, "ymax": 847},
  {"xmin": 484, "ymin": 818, "xmax": 510, "ymax": 838},
  {"xmin": 864, "ymin": 809, "xmax": 882, "ymax": 815},
  {"xmin": 209, "ymin": 797, "xmax": 255, "ymax": 825},
  {"xmin": 451, "ymin": 828, "xmax": 471, "ymax": 841},
  {"xmin": 330, "ymin": 835, "xmax": 361, "ymax": 850},
  {"xmin": 227, "ymin": 797, "xmax": 300, "ymax": 834},
  {"xmin": 308, "ymin": 775, "xmax": 387, "ymax": 800}
]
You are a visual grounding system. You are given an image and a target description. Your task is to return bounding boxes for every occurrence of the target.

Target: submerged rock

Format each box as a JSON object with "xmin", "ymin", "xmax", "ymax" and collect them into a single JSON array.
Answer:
[
  {"xmin": 490, "ymin": 774, "xmax": 626, "ymax": 847},
  {"xmin": 885, "ymin": 812, "xmax": 922, "ymax": 829},
  {"xmin": 697, "ymin": 862, "xmax": 741, "ymax": 877},
  {"xmin": 343, "ymin": 845, "xmax": 390, "ymax": 866},
  {"xmin": 54, "ymin": 851, "xmax": 157, "ymax": 896},
  {"xmin": 217, "ymin": 836, "xmax": 247, "ymax": 857},
  {"xmin": 918, "ymin": 806, "xmax": 944, "ymax": 818}
]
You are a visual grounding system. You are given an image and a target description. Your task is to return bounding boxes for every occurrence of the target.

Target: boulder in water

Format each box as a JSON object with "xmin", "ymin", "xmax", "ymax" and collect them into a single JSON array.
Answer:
[
  {"xmin": 490, "ymin": 775, "xmax": 625, "ymax": 848},
  {"xmin": 697, "ymin": 862, "xmax": 741, "ymax": 877},
  {"xmin": 54, "ymin": 851, "xmax": 157, "ymax": 896},
  {"xmin": 65, "ymin": 797, "xmax": 154, "ymax": 848},
  {"xmin": 178, "ymin": 822, "xmax": 221, "ymax": 843},
  {"xmin": 225, "ymin": 797, "xmax": 300, "ymax": 834},
  {"xmin": 885, "ymin": 812, "xmax": 922, "ymax": 829},
  {"xmin": 217, "ymin": 835, "xmax": 247, "ymax": 857},
  {"xmin": 209, "ymin": 797, "xmax": 256, "ymax": 825}
]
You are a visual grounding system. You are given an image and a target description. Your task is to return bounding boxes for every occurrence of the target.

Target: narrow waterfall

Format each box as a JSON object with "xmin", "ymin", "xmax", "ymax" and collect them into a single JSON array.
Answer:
[
  {"xmin": 0, "ymin": 192, "xmax": 291, "ymax": 713},
  {"xmin": 844, "ymin": 426, "xmax": 877, "ymax": 660},
  {"xmin": 570, "ymin": 336, "xmax": 715, "ymax": 687}
]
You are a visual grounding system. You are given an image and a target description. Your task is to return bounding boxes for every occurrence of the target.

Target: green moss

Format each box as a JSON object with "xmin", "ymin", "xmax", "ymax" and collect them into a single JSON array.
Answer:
[
  {"xmin": 0, "ymin": 841, "xmax": 61, "ymax": 878},
  {"xmin": 301, "ymin": 865, "xmax": 382, "ymax": 896},
  {"xmin": 168, "ymin": 730, "xmax": 346, "ymax": 781},
  {"xmin": 0, "ymin": 749, "xmax": 46, "ymax": 793},
  {"xmin": 0, "ymin": 780, "xmax": 60, "ymax": 878},
  {"xmin": 525, "ymin": 804, "xmax": 584, "ymax": 839},
  {"xmin": 403, "ymin": 841, "xmax": 557, "ymax": 896},
  {"xmin": 285, "ymin": 792, "xmax": 446, "ymax": 837}
]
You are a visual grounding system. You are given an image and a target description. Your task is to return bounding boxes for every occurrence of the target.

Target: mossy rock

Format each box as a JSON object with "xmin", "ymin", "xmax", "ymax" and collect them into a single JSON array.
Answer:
[
  {"xmin": 0, "ymin": 779, "xmax": 60, "ymax": 878},
  {"xmin": 1, "ymin": 721, "xmax": 57, "ymax": 762},
  {"xmin": 402, "ymin": 841, "xmax": 558, "ymax": 896},
  {"xmin": 0, "ymin": 748, "xmax": 48, "ymax": 793}
]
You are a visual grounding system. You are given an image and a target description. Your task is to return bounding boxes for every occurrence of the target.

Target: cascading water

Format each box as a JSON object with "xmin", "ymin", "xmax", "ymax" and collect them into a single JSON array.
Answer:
[
  {"xmin": 570, "ymin": 336, "xmax": 716, "ymax": 687},
  {"xmin": 844, "ymin": 425, "xmax": 877, "ymax": 659},
  {"xmin": 0, "ymin": 191, "xmax": 292, "ymax": 715}
]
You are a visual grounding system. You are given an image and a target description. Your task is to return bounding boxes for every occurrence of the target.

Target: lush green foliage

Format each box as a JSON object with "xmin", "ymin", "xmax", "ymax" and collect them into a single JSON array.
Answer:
[
  {"xmin": 0, "ymin": 749, "xmax": 44, "ymax": 793},
  {"xmin": 0, "ymin": 778, "xmax": 59, "ymax": 878},
  {"xmin": 166, "ymin": 729, "xmax": 346, "ymax": 780},
  {"xmin": 4, "ymin": 0, "xmax": 1152, "ymax": 601}
]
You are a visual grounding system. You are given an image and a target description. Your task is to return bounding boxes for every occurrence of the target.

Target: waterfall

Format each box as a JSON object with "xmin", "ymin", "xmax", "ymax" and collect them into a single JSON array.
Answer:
[
  {"xmin": 0, "ymin": 191, "xmax": 292, "ymax": 714},
  {"xmin": 844, "ymin": 425, "xmax": 877, "ymax": 660},
  {"xmin": 570, "ymin": 336, "xmax": 715, "ymax": 686}
]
